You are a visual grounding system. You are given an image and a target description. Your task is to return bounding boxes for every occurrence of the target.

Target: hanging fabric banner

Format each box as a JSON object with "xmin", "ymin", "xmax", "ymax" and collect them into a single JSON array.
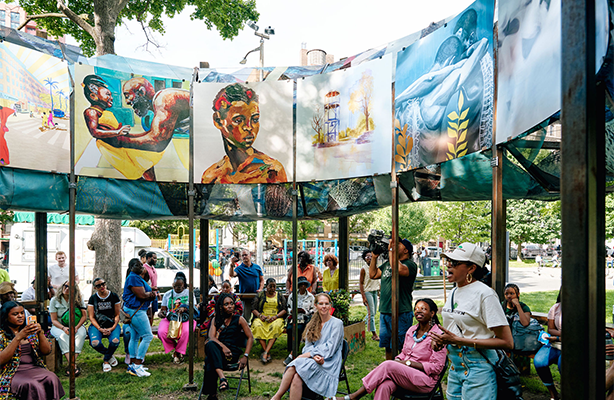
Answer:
[
  {"xmin": 296, "ymin": 55, "xmax": 393, "ymax": 181},
  {"xmin": 193, "ymin": 80, "xmax": 293, "ymax": 184},
  {"xmin": 73, "ymin": 64, "xmax": 190, "ymax": 182},
  {"xmin": 0, "ymin": 42, "xmax": 70, "ymax": 173},
  {"xmin": 394, "ymin": 0, "xmax": 495, "ymax": 171}
]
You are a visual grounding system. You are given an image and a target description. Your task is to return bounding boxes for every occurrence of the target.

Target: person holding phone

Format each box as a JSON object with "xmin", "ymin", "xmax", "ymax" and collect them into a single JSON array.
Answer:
[{"xmin": 0, "ymin": 301, "xmax": 64, "ymax": 399}]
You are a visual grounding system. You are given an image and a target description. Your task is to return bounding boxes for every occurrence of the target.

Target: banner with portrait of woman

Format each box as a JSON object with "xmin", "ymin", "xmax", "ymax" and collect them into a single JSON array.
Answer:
[{"xmin": 193, "ymin": 80, "xmax": 293, "ymax": 184}]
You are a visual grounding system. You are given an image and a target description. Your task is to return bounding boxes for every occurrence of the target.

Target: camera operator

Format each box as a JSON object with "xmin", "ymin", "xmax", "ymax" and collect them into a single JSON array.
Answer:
[{"xmin": 369, "ymin": 236, "xmax": 418, "ymax": 360}]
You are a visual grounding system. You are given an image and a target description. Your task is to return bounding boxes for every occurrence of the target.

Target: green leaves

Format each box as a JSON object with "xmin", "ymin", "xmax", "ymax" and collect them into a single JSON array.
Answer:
[{"xmin": 18, "ymin": 0, "xmax": 259, "ymax": 56}]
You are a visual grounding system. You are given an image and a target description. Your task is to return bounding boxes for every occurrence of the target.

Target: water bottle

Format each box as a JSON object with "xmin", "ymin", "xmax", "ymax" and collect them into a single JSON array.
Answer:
[{"xmin": 606, "ymin": 332, "xmax": 613, "ymax": 361}]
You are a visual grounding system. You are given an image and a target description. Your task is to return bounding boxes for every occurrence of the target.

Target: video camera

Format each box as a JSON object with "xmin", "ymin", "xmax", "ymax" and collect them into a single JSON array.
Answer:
[{"xmin": 367, "ymin": 229, "xmax": 391, "ymax": 259}]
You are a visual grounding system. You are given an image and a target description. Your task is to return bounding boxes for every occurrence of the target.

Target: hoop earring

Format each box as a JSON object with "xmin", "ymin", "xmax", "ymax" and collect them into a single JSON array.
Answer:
[{"xmin": 466, "ymin": 273, "xmax": 473, "ymax": 284}]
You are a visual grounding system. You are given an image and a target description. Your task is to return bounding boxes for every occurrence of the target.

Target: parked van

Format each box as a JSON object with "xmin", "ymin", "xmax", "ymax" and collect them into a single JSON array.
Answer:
[{"xmin": 8, "ymin": 223, "xmax": 187, "ymax": 293}]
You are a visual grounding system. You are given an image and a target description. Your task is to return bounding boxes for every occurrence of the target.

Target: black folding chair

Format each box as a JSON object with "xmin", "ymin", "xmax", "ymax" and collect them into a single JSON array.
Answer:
[
  {"xmin": 391, "ymin": 357, "xmax": 448, "ymax": 400},
  {"xmin": 198, "ymin": 358, "xmax": 251, "ymax": 400},
  {"xmin": 301, "ymin": 339, "xmax": 351, "ymax": 400}
]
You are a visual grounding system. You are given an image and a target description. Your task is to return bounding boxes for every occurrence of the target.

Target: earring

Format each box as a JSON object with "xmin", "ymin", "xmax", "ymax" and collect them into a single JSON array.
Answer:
[{"xmin": 466, "ymin": 273, "xmax": 473, "ymax": 284}]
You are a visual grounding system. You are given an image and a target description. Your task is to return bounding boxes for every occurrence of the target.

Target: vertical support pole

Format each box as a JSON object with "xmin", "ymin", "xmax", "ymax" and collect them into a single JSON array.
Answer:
[
  {"xmin": 34, "ymin": 212, "xmax": 47, "ymax": 321},
  {"xmin": 183, "ymin": 67, "xmax": 199, "ymax": 391},
  {"xmin": 561, "ymin": 0, "xmax": 604, "ymax": 397},
  {"xmin": 68, "ymin": 63, "xmax": 77, "ymax": 400},
  {"xmin": 491, "ymin": 146, "xmax": 506, "ymax": 298},
  {"xmin": 291, "ymin": 80, "xmax": 299, "ymax": 358},
  {"xmin": 338, "ymin": 217, "xmax": 349, "ymax": 290},
  {"xmin": 390, "ymin": 80, "xmax": 400, "ymax": 357},
  {"xmin": 200, "ymin": 220, "xmax": 209, "ymax": 300}
]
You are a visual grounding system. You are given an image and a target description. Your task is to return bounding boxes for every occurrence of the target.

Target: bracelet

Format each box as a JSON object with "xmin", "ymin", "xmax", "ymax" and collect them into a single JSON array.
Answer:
[{"xmin": 473, "ymin": 341, "xmax": 477, "ymax": 349}]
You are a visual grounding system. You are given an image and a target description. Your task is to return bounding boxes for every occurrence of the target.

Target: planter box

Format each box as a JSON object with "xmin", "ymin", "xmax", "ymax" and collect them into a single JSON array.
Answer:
[{"xmin": 343, "ymin": 321, "xmax": 365, "ymax": 356}]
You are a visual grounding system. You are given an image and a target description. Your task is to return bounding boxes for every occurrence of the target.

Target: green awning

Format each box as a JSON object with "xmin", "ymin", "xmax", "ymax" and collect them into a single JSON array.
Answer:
[{"xmin": 13, "ymin": 211, "xmax": 129, "ymax": 226}]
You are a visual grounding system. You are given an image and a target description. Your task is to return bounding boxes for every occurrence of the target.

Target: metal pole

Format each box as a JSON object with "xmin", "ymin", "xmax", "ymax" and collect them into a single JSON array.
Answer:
[
  {"xmin": 491, "ymin": 146, "xmax": 506, "ymax": 298},
  {"xmin": 183, "ymin": 66, "xmax": 199, "ymax": 391},
  {"xmin": 561, "ymin": 0, "xmax": 604, "ymax": 397},
  {"xmin": 34, "ymin": 212, "xmax": 47, "ymax": 322},
  {"xmin": 200, "ymin": 219, "xmax": 209, "ymax": 301},
  {"xmin": 291, "ymin": 80, "xmax": 299, "ymax": 358},
  {"xmin": 390, "ymin": 79, "xmax": 399, "ymax": 357},
  {"xmin": 338, "ymin": 217, "xmax": 349, "ymax": 290},
  {"xmin": 68, "ymin": 58, "xmax": 78, "ymax": 400}
]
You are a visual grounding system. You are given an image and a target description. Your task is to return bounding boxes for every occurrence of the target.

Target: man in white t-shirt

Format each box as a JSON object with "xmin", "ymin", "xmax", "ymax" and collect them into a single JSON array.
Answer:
[{"xmin": 48, "ymin": 251, "xmax": 79, "ymax": 289}]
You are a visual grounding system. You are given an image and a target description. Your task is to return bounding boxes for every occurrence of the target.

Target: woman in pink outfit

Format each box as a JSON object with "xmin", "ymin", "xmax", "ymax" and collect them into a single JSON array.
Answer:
[{"xmin": 339, "ymin": 298, "xmax": 447, "ymax": 400}]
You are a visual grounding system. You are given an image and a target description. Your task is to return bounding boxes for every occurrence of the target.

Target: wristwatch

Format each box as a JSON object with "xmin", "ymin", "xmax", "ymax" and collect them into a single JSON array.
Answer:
[
  {"xmin": 244, "ymin": 353, "xmax": 249, "ymax": 358},
  {"xmin": 405, "ymin": 360, "xmax": 412, "ymax": 367}
]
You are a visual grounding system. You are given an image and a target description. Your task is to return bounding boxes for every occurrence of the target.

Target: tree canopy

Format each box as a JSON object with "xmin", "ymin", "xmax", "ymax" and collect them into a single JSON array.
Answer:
[
  {"xmin": 18, "ymin": 0, "xmax": 259, "ymax": 56},
  {"xmin": 507, "ymin": 199, "xmax": 560, "ymax": 257},
  {"xmin": 423, "ymin": 201, "xmax": 491, "ymax": 245}
]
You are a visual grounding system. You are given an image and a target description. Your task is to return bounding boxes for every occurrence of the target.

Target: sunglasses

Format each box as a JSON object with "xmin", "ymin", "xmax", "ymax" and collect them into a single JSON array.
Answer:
[
  {"xmin": 63, "ymin": 285, "xmax": 69, "ymax": 289},
  {"xmin": 95, "ymin": 282, "xmax": 106, "ymax": 288},
  {"xmin": 447, "ymin": 260, "xmax": 468, "ymax": 267}
]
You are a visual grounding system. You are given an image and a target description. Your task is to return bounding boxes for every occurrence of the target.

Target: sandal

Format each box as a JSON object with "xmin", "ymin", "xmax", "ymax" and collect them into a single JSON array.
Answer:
[
  {"xmin": 103, "ymin": 362, "xmax": 112, "ymax": 372},
  {"xmin": 219, "ymin": 378, "xmax": 229, "ymax": 391},
  {"xmin": 260, "ymin": 352, "xmax": 268, "ymax": 364},
  {"xmin": 266, "ymin": 353, "xmax": 272, "ymax": 362},
  {"xmin": 66, "ymin": 366, "xmax": 81, "ymax": 377}
]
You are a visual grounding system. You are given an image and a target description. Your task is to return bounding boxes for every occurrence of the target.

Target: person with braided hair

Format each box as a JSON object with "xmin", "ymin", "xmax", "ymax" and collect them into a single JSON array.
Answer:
[
  {"xmin": 338, "ymin": 299, "xmax": 447, "ymax": 400},
  {"xmin": 201, "ymin": 83, "xmax": 287, "ymax": 184},
  {"xmin": 203, "ymin": 293, "xmax": 253, "ymax": 398}
]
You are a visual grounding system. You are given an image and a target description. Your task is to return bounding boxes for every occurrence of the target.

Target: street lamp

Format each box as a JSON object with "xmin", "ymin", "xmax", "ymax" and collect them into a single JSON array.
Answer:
[
  {"xmin": 240, "ymin": 21, "xmax": 274, "ymax": 267},
  {"xmin": 239, "ymin": 21, "xmax": 274, "ymax": 82}
]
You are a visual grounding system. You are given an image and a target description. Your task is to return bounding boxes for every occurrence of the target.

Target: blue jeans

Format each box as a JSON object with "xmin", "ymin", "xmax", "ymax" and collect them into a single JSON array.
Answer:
[
  {"xmin": 88, "ymin": 324, "xmax": 121, "ymax": 362},
  {"xmin": 534, "ymin": 345, "xmax": 561, "ymax": 386},
  {"xmin": 123, "ymin": 325, "xmax": 131, "ymax": 354},
  {"xmin": 379, "ymin": 311, "xmax": 413, "ymax": 350},
  {"xmin": 446, "ymin": 345, "xmax": 498, "ymax": 400},
  {"xmin": 124, "ymin": 307, "xmax": 153, "ymax": 361},
  {"xmin": 364, "ymin": 291, "xmax": 378, "ymax": 333}
]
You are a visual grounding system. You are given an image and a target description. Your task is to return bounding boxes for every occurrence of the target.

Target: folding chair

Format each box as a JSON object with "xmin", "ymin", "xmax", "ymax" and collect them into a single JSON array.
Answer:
[
  {"xmin": 391, "ymin": 357, "xmax": 448, "ymax": 400},
  {"xmin": 301, "ymin": 339, "xmax": 351, "ymax": 400},
  {"xmin": 198, "ymin": 358, "xmax": 251, "ymax": 400}
]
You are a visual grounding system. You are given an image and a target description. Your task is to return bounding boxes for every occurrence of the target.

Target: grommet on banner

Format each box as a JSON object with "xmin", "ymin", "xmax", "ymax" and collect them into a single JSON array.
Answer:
[
  {"xmin": 402, "ymin": 47, "xmax": 406, "ymax": 51},
  {"xmin": 444, "ymin": 23, "xmax": 447, "ymax": 27}
]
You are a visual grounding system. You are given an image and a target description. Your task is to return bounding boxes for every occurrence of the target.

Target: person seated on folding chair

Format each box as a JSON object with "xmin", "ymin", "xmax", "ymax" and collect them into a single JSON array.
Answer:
[
  {"xmin": 270, "ymin": 292, "xmax": 344, "ymax": 400},
  {"xmin": 198, "ymin": 280, "xmax": 243, "ymax": 339},
  {"xmin": 203, "ymin": 293, "xmax": 253, "ymax": 400},
  {"xmin": 338, "ymin": 299, "xmax": 447, "ymax": 400}
]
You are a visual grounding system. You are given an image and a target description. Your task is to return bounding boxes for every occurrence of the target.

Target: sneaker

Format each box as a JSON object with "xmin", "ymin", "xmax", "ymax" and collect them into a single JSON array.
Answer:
[
  {"xmin": 109, "ymin": 356, "xmax": 118, "ymax": 367},
  {"xmin": 127, "ymin": 364, "xmax": 138, "ymax": 376},
  {"xmin": 283, "ymin": 354, "xmax": 293, "ymax": 366},
  {"xmin": 142, "ymin": 366, "xmax": 149, "ymax": 371},
  {"xmin": 134, "ymin": 364, "xmax": 151, "ymax": 377}
]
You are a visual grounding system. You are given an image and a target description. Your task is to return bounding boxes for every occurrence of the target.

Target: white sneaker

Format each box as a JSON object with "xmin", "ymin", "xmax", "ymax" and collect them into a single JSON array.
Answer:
[
  {"xmin": 134, "ymin": 364, "xmax": 150, "ymax": 377},
  {"xmin": 109, "ymin": 356, "xmax": 118, "ymax": 367}
]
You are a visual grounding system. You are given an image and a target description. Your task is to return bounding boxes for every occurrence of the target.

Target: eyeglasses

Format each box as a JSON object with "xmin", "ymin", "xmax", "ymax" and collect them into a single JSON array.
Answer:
[{"xmin": 95, "ymin": 282, "xmax": 106, "ymax": 288}]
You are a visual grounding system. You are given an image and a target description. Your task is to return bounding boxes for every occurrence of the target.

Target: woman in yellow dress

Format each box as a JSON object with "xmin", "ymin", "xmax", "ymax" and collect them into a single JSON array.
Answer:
[
  {"xmin": 322, "ymin": 254, "xmax": 339, "ymax": 291},
  {"xmin": 251, "ymin": 278, "xmax": 287, "ymax": 364}
]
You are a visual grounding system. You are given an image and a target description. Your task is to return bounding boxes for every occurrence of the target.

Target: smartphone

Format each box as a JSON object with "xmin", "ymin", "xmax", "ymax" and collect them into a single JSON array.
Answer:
[{"xmin": 27, "ymin": 315, "xmax": 36, "ymax": 325}]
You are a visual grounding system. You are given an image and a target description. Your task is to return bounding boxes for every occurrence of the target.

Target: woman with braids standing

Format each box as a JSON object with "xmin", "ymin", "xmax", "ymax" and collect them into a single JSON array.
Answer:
[
  {"xmin": 338, "ymin": 299, "xmax": 447, "ymax": 400},
  {"xmin": 270, "ymin": 293, "xmax": 344, "ymax": 400},
  {"xmin": 203, "ymin": 293, "xmax": 253, "ymax": 399}
]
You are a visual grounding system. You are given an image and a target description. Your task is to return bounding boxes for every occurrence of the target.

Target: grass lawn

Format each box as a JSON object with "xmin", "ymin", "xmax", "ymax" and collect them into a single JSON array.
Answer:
[{"xmin": 58, "ymin": 292, "xmax": 614, "ymax": 399}]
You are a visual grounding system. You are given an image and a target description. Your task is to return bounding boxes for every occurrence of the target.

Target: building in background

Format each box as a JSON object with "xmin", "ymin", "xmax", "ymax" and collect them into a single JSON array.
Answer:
[
  {"xmin": 300, "ymin": 43, "xmax": 335, "ymax": 66},
  {"xmin": 0, "ymin": 3, "xmax": 65, "ymax": 42}
]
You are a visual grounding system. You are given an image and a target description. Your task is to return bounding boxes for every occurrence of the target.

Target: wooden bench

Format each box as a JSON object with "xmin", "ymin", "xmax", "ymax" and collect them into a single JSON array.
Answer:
[{"xmin": 414, "ymin": 275, "xmax": 455, "ymax": 291}]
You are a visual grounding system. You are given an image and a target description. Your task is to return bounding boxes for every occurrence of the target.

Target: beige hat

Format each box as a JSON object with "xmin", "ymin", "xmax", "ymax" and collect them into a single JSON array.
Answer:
[
  {"xmin": 0, "ymin": 282, "xmax": 17, "ymax": 296},
  {"xmin": 442, "ymin": 242, "xmax": 486, "ymax": 267}
]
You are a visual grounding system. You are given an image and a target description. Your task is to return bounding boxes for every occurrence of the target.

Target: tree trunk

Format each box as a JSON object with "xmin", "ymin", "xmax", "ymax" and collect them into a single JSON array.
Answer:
[
  {"xmin": 517, "ymin": 242, "xmax": 524, "ymax": 261},
  {"xmin": 88, "ymin": 219, "xmax": 122, "ymax": 295},
  {"xmin": 93, "ymin": 4, "xmax": 117, "ymax": 56}
]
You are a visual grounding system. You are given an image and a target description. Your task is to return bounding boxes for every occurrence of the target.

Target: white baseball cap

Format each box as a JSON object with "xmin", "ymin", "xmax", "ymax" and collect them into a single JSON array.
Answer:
[{"xmin": 442, "ymin": 242, "xmax": 486, "ymax": 267}]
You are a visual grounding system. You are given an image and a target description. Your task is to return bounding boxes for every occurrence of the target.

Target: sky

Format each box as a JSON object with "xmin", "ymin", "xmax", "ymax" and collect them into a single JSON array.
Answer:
[{"xmin": 101, "ymin": 0, "xmax": 476, "ymax": 70}]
